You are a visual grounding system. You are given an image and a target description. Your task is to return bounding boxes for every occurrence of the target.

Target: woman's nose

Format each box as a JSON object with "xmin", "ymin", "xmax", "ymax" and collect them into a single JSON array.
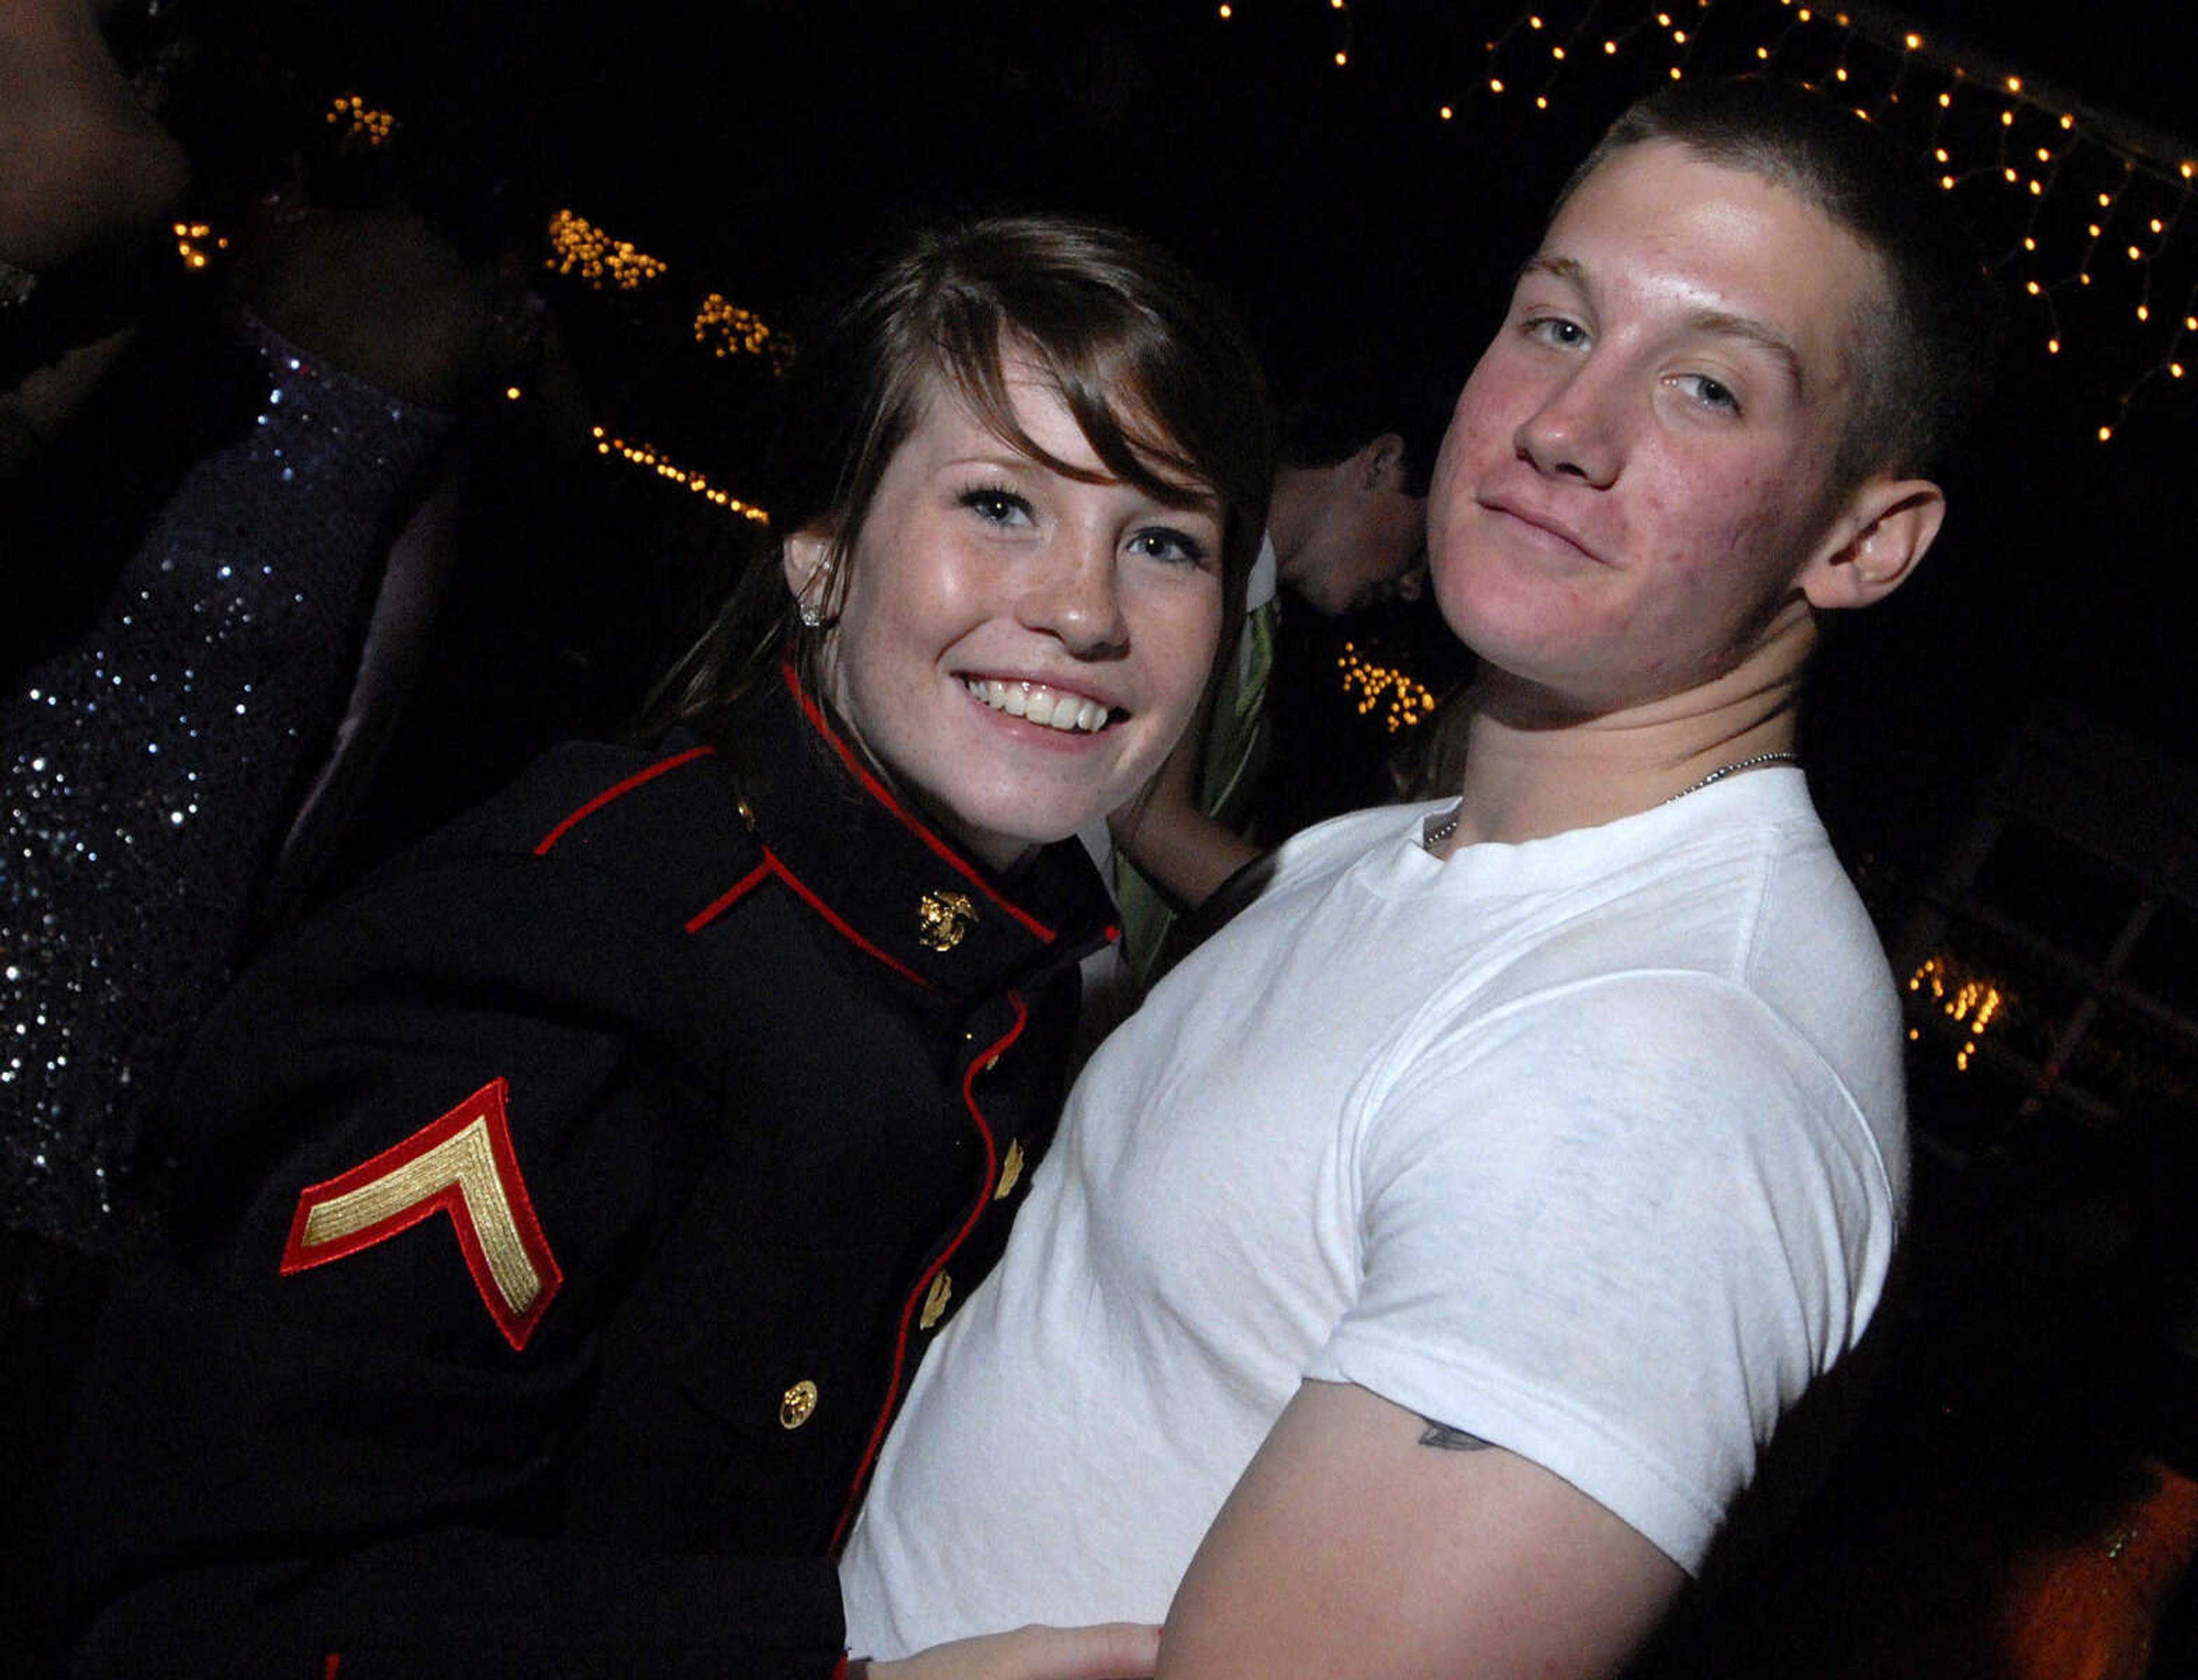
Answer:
[{"xmin": 1022, "ymin": 536, "xmax": 1129, "ymax": 658}]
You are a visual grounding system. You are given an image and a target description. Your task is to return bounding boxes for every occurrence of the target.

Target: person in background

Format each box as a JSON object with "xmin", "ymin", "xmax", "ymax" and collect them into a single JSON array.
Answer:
[
  {"xmin": 50, "ymin": 212, "xmax": 1271, "ymax": 1680},
  {"xmin": 1, "ymin": 0, "xmax": 188, "ymax": 475},
  {"xmin": 1106, "ymin": 350, "xmax": 1443, "ymax": 983},
  {"xmin": 5, "ymin": 14, "xmax": 577, "ymax": 1667},
  {"xmin": 841, "ymin": 77, "xmax": 1997, "ymax": 1680}
]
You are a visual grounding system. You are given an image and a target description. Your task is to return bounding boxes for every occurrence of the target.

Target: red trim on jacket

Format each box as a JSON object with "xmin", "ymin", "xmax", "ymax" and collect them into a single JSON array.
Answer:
[
  {"xmin": 687, "ymin": 851, "xmax": 938, "ymax": 993},
  {"xmin": 684, "ymin": 859, "xmax": 773, "ymax": 935},
  {"xmin": 783, "ymin": 664, "xmax": 1057, "ymax": 945},
  {"xmin": 828, "ymin": 994, "xmax": 1030, "ymax": 1551},
  {"xmin": 532, "ymin": 744, "xmax": 718, "ymax": 855}
]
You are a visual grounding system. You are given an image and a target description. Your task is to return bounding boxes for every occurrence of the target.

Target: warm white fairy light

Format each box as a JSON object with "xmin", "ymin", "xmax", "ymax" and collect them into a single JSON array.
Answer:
[
  {"xmin": 172, "ymin": 221, "xmax": 227, "ymax": 271},
  {"xmin": 1908, "ymin": 955, "xmax": 2010, "ymax": 1076},
  {"xmin": 590, "ymin": 428, "xmax": 771, "ymax": 524},
  {"xmin": 326, "ymin": 93, "xmax": 396, "ymax": 150},
  {"xmin": 693, "ymin": 294, "xmax": 794, "ymax": 375},
  {"xmin": 1337, "ymin": 644, "xmax": 1438, "ymax": 734},
  {"xmin": 547, "ymin": 208, "xmax": 669, "ymax": 292}
]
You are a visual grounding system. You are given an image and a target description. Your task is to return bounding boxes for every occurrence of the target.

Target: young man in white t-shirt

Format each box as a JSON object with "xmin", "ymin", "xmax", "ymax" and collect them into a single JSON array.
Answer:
[{"xmin": 843, "ymin": 78, "xmax": 1997, "ymax": 1680}]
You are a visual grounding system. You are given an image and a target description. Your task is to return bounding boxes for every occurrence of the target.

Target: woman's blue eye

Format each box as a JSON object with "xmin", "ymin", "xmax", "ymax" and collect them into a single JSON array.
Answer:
[
  {"xmin": 960, "ymin": 486, "xmax": 1031, "ymax": 524},
  {"xmin": 1128, "ymin": 527, "xmax": 1208, "ymax": 566}
]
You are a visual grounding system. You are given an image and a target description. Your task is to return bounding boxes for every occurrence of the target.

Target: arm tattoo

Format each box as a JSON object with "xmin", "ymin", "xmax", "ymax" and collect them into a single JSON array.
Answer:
[{"xmin": 1417, "ymin": 1417, "xmax": 1494, "ymax": 1452}]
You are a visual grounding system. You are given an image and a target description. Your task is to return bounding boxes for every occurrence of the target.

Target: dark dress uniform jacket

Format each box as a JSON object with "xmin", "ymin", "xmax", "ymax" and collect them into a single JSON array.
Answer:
[{"xmin": 53, "ymin": 666, "xmax": 1115, "ymax": 1679}]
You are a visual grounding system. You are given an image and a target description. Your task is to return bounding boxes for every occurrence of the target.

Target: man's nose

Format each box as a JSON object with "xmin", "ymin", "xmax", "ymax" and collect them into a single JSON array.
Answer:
[{"xmin": 1512, "ymin": 364, "xmax": 1622, "ymax": 488}]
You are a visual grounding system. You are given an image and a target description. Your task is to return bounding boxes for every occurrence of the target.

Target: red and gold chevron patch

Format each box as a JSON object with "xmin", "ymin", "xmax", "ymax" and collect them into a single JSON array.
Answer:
[{"xmin": 279, "ymin": 1078, "xmax": 563, "ymax": 1350}]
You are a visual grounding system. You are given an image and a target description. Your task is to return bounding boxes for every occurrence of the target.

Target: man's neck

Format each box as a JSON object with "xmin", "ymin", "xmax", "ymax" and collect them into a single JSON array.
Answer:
[{"xmin": 1429, "ymin": 631, "xmax": 1812, "ymax": 854}]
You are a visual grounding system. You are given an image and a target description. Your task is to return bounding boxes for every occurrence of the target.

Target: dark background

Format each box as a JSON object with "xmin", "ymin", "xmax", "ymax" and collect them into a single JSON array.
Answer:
[
  {"xmin": 180, "ymin": 0, "xmax": 2198, "ymax": 884},
  {"xmin": 16, "ymin": 3, "xmax": 2198, "ymax": 1670}
]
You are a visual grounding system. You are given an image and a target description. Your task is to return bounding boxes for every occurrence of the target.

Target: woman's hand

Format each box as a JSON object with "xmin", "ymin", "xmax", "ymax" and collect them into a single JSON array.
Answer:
[{"xmin": 852, "ymin": 1622, "xmax": 1161, "ymax": 1680}]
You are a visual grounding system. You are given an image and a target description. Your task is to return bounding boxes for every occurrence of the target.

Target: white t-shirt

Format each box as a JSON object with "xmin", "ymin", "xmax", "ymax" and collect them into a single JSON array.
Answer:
[{"xmin": 841, "ymin": 769, "xmax": 1907, "ymax": 1658}]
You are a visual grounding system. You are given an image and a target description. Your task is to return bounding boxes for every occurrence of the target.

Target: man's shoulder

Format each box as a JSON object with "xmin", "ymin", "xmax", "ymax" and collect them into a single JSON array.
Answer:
[
  {"xmin": 1544, "ymin": 774, "xmax": 1869, "ymax": 977},
  {"xmin": 1396, "ymin": 782, "xmax": 1904, "ymax": 1160},
  {"xmin": 1271, "ymin": 800, "xmax": 1430, "ymax": 877}
]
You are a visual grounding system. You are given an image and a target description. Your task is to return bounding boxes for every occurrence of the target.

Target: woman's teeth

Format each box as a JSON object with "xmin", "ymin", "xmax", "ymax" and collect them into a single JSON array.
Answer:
[{"xmin": 966, "ymin": 678, "xmax": 1110, "ymax": 733}]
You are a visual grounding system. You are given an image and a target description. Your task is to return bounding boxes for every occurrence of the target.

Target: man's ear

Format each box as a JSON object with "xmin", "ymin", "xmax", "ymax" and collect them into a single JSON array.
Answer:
[
  {"xmin": 1358, "ymin": 433, "xmax": 1408, "ymax": 491},
  {"xmin": 1798, "ymin": 477, "xmax": 1945, "ymax": 612}
]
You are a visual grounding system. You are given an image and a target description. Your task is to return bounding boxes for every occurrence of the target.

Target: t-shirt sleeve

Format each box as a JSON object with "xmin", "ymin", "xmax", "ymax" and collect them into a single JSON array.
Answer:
[{"xmin": 1306, "ymin": 972, "xmax": 1899, "ymax": 1573}]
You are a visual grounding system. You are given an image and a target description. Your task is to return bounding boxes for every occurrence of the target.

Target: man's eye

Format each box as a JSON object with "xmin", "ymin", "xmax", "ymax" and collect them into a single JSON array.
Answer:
[
  {"xmin": 1525, "ymin": 315, "xmax": 1588, "ymax": 349},
  {"xmin": 1676, "ymin": 374, "xmax": 1740, "ymax": 413}
]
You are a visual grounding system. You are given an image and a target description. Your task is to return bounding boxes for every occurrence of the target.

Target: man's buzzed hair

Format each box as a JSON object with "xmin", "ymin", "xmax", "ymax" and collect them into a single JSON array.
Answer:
[{"xmin": 1557, "ymin": 77, "xmax": 1999, "ymax": 496}]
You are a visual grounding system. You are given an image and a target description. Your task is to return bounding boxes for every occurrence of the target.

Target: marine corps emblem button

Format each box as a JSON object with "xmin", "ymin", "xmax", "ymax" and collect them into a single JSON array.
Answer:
[
  {"xmin": 779, "ymin": 1378, "xmax": 819, "ymax": 1430},
  {"xmin": 916, "ymin": 890, "xmax": 977, "ymax": 952}
]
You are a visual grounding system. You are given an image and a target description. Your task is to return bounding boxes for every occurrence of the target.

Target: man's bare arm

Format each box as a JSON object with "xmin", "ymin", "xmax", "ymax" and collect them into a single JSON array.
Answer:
[
  {"xmin": 1109, "ymin": 712, "xmax": 1261, "ymax": 913},
  {"xmin": 1157, "ymin": 1379, "xmax": 1684, "ymax": 1680}
]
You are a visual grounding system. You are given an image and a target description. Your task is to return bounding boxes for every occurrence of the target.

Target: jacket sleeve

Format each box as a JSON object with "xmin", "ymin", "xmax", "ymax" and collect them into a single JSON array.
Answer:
[{"xmin": 52, "ymin": 847, "xmax": 848, "ymax": 1679}]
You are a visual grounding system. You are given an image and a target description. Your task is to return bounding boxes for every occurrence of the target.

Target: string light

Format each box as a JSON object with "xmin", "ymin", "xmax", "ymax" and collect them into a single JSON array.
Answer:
[
  {"xmin": 1908, "ymin": 955, "xmax": 2010, "ymax": 1075},
  {"xmin": 590, "ymin": 429, "xmax": 771, "ymax": 524},
  {"xmin": 172, "ymin": 221, "xmax": 227, "ymax": 272},
  {"xmin": 325, "ymin": 93, "xmax": 396, "ymax": 150},
  {"xmin": 162, "ymin": 77, "xmax": 785, "ymax": 531},
  {"xmin": 546, "ymin": 208, "xmax": 669, "ymax": 292},
  {"xmin": 1336, "ymin": 643, "xmax": 1438, "ymax": 734},
  {"xmin": 693, "ymin": 294, "xmax": 794, "ymax": 374}
]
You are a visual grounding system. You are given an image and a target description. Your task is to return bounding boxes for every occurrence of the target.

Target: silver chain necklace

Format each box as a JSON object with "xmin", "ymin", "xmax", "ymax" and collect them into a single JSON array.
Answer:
[
  {"xmin": 1420, "ymin": 750, "xmax": 1800, "ymax": 853},
  {"xmin": 1660, "ymin": 750, "xmax": 1800, "ymax": 804}
]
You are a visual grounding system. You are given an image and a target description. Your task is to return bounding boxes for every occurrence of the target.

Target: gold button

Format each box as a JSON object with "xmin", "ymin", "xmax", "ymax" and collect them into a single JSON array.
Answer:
[
  {"xmin": 735, "ymin": 796, "xmax": 758, "ymax": 832},
  {"xmin": 916, "ymin": 890, "xmax": 977, "ymax": 952},
  {"xmin": 919, "ymin": 1272, "xmax": 953, "ymax": 1331},
  {"xmin": 778, "ymin": 1379, "xmax": 819, "ymax": 1429},
  {"xmin": 994, "ymin": 1138, "xmax": 1025, "ymax": 1200}
]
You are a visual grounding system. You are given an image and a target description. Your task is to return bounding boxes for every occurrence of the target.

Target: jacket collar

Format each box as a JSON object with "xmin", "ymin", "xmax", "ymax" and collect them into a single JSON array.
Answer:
[{"xmin": 738, "ymin": 662, "xmax": 1117, "ymax": 1000}]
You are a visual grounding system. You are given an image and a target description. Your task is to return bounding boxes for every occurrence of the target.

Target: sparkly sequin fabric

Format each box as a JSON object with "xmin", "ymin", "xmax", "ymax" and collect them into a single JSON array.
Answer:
[{"xmin": 2, "ymin": 317, "xmax": 452, "ymax": 1251}]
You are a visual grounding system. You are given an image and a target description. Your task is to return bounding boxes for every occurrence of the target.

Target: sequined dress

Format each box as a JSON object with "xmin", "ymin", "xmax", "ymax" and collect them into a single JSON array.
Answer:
[{"xmin": 2, "ymin": 317, "xmax": 452, "ymax": 1251}]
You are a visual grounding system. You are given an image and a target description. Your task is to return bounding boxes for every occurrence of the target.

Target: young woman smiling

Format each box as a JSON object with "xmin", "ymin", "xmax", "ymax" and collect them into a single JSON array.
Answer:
[{"xmin": 53, "ymin": 214, "xmax": 1272, "ymax": 1680}]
